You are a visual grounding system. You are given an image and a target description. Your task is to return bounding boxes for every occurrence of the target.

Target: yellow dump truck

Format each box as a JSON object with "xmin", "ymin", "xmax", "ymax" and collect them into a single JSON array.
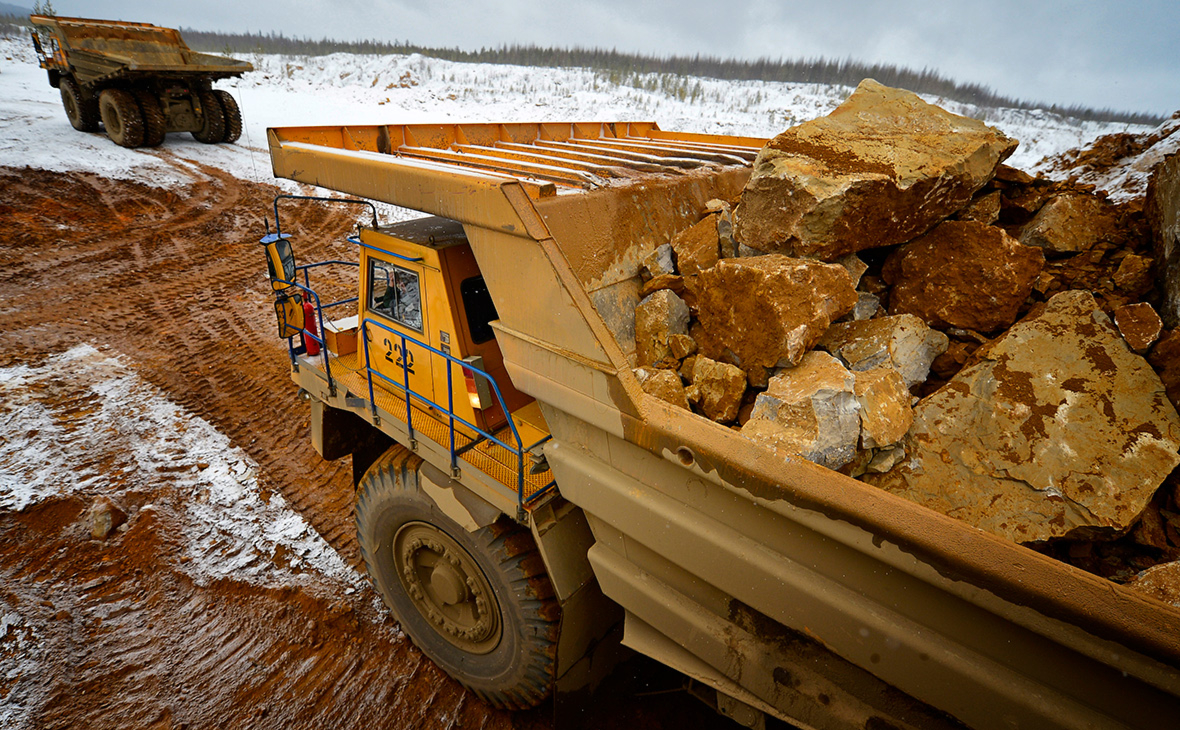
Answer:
[
  {"xmin": 260, "ymin": 121, "xmax": 1180, "ymax": 728},
  {"xmin": 29, "ymin": 14, "xmax": 252, "ymax": 148}
]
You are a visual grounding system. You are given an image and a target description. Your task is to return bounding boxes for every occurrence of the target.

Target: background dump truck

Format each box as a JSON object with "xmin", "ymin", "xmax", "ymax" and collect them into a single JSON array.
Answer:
[
  {"xmin": 260, "ymin": 121, "xmax": 1180, "ymax": 729},
  {"xmin": 29, "ymin": 14, "xmax": 252, "ymax": 148}
]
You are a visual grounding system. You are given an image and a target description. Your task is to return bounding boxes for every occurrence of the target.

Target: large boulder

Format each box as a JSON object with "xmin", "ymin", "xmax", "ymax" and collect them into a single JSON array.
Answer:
[
  {"xmin": 634, "ymin": 289, "xmax": 691, "ymax": 369},
  {"xmin": 819, "ymin": 314, "xmax": 948, "ymax": 388},
  {"xmin": 634, "ymin": 367, "xmax": 690, "ymax": 410},
  {"xmin": 691, "ymin": 255, "xmax": 857, "ymax": 369},
  {"xmin": 671, "ymin": 213, "xmax": 722, "ymax": 276},
  {"xmin": 742, "ymin": 351, "xmax": 861, "ymax": 470},
  {"xmin": 1147, "ymin": 153, "xmax": 1180, "ymax": 328},
  {"xmin": 853, "ymin": 367, "xmax": 913, "ymax": 449},
  {"xmin": 685, "ymin": 356, "xmax": 747, "ymax": 422},
  {"xmin": 866, "ymin": 290, "xmax": 1180, "ymax": 543},
  {"xmin": 882, "ymin": 220, "xmax": 1045, "ymax": 333},
  {"xmin": 1019, "ymin": 193, "xmax": 1118, "ymax": 254},
  {"xmin": 732, "ymin": 79, "xmax": 1017, "ymax": 260}
]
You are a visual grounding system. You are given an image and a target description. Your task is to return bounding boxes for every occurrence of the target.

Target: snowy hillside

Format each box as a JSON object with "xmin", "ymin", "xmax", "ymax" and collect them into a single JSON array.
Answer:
[{"xmin": 0, "ymin": 35, "xmax": 1152, "ymax": 186}]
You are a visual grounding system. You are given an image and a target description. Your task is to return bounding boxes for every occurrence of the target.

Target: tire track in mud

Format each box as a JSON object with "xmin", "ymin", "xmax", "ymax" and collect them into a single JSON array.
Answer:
[
  {"xmin": 0, "ymin": 164, "xmax": 547, "ymax": 730},
  {"xmin": 0, "ymin": 163, "xmax": 734, "ymax": 730}
]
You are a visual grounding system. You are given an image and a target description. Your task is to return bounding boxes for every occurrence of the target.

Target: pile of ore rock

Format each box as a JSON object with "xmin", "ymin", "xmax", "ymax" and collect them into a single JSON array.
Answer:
[{"xmin": 630, "ymin": 79, "xmax": 1180, "ymax": 587}]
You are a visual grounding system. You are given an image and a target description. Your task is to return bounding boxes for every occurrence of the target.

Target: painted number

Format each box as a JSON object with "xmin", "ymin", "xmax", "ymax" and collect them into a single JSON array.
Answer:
[{"xmin": 383, "ymin": 337, "xmax": 415, "ymax": 374}]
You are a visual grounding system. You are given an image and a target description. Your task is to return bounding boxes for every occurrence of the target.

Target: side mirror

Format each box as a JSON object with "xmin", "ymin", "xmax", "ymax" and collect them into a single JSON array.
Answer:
[{"xmin": 260, "ymin": 232, "xmax": 296, "ymax": 291}]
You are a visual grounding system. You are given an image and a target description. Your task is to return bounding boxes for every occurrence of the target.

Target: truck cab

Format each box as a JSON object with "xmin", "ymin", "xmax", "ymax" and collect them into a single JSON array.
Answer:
[{"xmin": 357, "ymin": 217, "xmax": 535, "ymax": 435}]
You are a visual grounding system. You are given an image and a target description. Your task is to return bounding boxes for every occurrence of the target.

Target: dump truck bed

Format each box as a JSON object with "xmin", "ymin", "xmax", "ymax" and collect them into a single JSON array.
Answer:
[
  {"xmin": 268, "ymin": 121, "xmax": 1180, "ymax": 728},
  {"xmin": 30, "ymin": 15, "xmax": 251, "ymax": 85}
]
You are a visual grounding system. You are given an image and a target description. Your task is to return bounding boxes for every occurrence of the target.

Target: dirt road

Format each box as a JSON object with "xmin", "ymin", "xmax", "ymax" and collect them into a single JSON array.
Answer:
[{"xmin": 0, "ymin": 159, "xmax": 732, "ymax": 729}]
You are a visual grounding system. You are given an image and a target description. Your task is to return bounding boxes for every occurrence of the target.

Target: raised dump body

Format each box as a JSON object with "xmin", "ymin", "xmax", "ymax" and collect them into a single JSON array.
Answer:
[
  {"xmin": 264, "ymin": 121, "xmax": 1180, "ymax": 728},
  {"xmin": 30, "ymin": 14, "xmax": 251, "ymax": 148}
]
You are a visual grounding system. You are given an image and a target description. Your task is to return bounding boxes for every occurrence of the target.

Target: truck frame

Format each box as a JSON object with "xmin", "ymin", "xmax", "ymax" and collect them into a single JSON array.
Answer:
[
  {"xmin": 260, "ymin": 120, "xmax": 1180, "ymax": 729},
  {"xmin": 29, "ymin": 14, "xmax": 252, "ymax": 148}
]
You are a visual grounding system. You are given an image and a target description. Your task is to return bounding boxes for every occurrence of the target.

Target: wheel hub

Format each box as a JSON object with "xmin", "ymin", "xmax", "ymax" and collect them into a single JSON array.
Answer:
[{"xmin": 393, "ymin": 522, "xmax": 501, "ymax": 653}]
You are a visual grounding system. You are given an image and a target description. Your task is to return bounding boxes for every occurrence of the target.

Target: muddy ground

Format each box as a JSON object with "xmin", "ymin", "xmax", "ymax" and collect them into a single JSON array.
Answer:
[{"xmin": 0, "ymin": 159, "xmax": 739, "ymax": 730}]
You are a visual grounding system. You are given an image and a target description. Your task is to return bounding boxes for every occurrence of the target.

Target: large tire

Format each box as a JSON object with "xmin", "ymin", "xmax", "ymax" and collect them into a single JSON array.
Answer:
[
  {"xmin": 192, "ymin": 89, "xmax": 225, "ymax": 144},
  {"xmin": 60, "ymin": 77, "xmax": 99, "ymax": 132},
  {"xmin": 356, "ymin": 447, "xmax": 559, "ymax": 709},
  {"xmin": 133, "ymin": 89, "xmax": 167, "ymax": 147},
  {"xmin": 213, "ymin": 89, "xmax": 242, "ymax": 144},
  {"xmin": 98, "ymin": 89, "xmax": 145, "ymax": 148}
]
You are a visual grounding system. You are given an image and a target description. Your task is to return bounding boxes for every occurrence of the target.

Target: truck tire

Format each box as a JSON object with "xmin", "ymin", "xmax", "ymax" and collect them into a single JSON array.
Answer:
[
  {"xmin": 213, "ymin": 89, "xmax": 243, "ymax": 144},
  {"xmin": 192, "ymin": 90, "xmax": 226, "ymax": 144},
  {"xmin": 60, "ymin": 77, "xmax": 99, "ymax": 132},
  {"xmin": 98, "ymin": 89, "xmax": 145, "ymax": 148},
  {"xmin": 133, "ymin": 90, "xmax": 167, "ymax": 147},
  {"xmin": 355, "ymin": 448, "xmax": 558, "ymax": 709}
]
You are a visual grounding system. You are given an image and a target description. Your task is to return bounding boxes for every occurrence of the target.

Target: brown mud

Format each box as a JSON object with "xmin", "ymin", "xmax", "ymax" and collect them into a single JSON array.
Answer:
[{"xmin": 0, "ymin": 160, "xmax": 736, "ymax": 730}]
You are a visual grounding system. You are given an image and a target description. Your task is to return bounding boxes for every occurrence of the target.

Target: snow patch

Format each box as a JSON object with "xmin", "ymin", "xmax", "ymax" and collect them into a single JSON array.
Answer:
[
  {"xmin": 0, "ymin": 344, "xmax": 362, "ymax": 591},
  {"xmin": 0, "ymin": 605, "xmax": 44, "ymax": 730}
]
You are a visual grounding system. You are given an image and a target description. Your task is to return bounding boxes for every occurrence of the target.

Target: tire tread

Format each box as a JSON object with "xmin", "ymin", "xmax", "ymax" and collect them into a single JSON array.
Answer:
[{"xmin": 355, "ymin": 446, "xmax": 559, "ymax": 709}]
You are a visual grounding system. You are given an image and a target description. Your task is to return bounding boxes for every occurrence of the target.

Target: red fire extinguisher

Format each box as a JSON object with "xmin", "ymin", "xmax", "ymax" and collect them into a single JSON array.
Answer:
[{"xmin": 302, "ymin": 299, "xmax": 320, "ymax": 355}]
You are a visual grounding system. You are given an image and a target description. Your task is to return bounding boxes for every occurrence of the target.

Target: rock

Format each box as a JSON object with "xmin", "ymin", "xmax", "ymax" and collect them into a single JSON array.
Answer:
[
  {"xmin": 714, "ymin": 204, "xmax": 738, "ymax": 258},
  {"xmin": 957, "ymin": 190, "xmax": 1002, "ymax": 225},
  {"xmin": 1126, "ymin": 560, "xmax": 1180, "ymax": 608},
  {"xmin": 1146, "ymin": 152, "xmax": 1180, "ymax": 328},
  {"xmin": 867, "ymin": 445, "xmax": 906, "ymax": 474},
  {"xmin": 692, "ymin": 255, "xmax": 857, "ymax": 369},
  {"xmin": 746, "ymin": 364, "xmax": 770, "ymax": 390},
  {"xmin": 819, "ymin": 314, "xmax": 949, "ymax": 388},
  {"xmin": 1131, "ymin": 500, "xmax": 1170, "ymax": 550},
  {"xmin": 89, "ymin": 497, "xmax": 127, "ymax": 540},
  {"xmin": 671, "ymin": 214, "xmax": 721, "ymax": 276},
  {"xmin": 1149, "ymin": 330, "xmax": 1180, "ymax": 411},
  {"xmin": 634, "ymin": 367, "xmax": 690, "ymax": 410},
  {"xmin": 847, "ymin": 291, "xmax": 881, "ymax": 321},
  {"xmin": 640, "ymin": 243, "xmax": 676, "ymax": 281},
  {"xmin": 741, "ymin": 351, "xmax": 861, "ymax": 470},
  {"xmin": 736, "ymin": 242, "xmax": 767, "ymax": 258},
  {"xmin": 638, "ymin": 273, "xmax": 685, "ymax": 299},
  {"xmin": 836, "ymin": 254, "xmax": 868, "ymax": 287},
  {"xmin": 686, "ymin": 356, "xmax": 746, "ymax": 422},
  {"xmin": 1113, "ymin": 254, "xmax": 1155, "ymax": 297},
  {"xmin": 866, "ymin": 290, "xmax": 1180, "ymax": 543},
  {"xmin": 666, "ymin": 334, "xmax": 694, "ymax": 360},
  {"xmin": 1018, "ymin": 193, "xmax": 1117, "ymax": 254},
  {"xmin": 635, "ymin": 289, "xmax": 690, "ymax": 369},
  {"xmin": 929, "ymin": 340, "xmax": 977, "ymax": 380},
  {"xmin": 1114, "ymin": 302, "xmax": 1163, "ymax": 354},
  {"xmin": 995, "ymin": 164, "xmax": 1034, "ymax": 184},
  {"xmin": 882, "ymin": 220, "xmax": 1045, "ymax": 332},
  {"xmin": 853, "ymin": 367, "xmax": 913, "ymax": 449},
  {"xmin": 732, "ymin": 79, "xmax": 1017, "ymax": 260}
]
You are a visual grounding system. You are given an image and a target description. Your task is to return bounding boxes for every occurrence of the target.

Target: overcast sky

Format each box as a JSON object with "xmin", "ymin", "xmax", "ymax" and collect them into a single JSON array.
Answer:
[{"xmin": 38, "ymin": 1, "xmax": 1180, "ymax": 115}]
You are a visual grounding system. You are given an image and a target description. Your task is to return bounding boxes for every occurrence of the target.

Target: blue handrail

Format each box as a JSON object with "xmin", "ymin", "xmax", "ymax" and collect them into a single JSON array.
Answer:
[
  {"xmin": 268, "ymin": 190, "xmax": 552, "ymax": 509},
  {"xmin": 358, "ymin": 316, "xmax": 546, "ymax": 507}
]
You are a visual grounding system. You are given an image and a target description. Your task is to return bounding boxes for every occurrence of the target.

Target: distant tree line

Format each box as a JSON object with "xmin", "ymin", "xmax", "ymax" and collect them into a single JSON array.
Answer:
[
  {"xmin": 176, "ymin": 30, "xmax": 1165, "ymax": 126},
  {"xmin": 0, "ymin": 14, "xmax": 1163, "ymax": 125}
]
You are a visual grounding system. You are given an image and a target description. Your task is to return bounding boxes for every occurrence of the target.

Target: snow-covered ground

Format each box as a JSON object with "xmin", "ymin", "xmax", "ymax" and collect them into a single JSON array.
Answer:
[
  {"xmin": 0, "ymin": 344, "xmax": 364, "ymax": 593},
  {"xmin": 0, "ymin": 35, "xmax": 1153, "ymax": 186}
]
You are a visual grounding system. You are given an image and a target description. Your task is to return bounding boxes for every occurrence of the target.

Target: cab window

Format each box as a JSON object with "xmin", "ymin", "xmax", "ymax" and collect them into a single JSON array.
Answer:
[
  {"xmin": 369, "ymin": 259, "xmax": 423, "ymax": 332},
  {"xmin": 460, "ymin": 276, "xmax": 498, "ymax": 344}
]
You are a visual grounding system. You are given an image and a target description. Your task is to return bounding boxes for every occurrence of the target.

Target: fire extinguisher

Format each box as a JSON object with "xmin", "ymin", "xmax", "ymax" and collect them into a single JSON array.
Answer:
[{"xmin": 302, "ymin": 299, "xmax": 320, "ymax": 355}]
